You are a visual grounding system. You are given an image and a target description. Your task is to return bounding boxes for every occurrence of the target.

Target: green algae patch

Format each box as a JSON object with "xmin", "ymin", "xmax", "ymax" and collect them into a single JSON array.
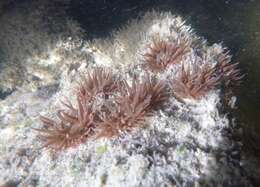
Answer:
[
  {"xmin": 100, "ymin": 174, "xmax": 108, "ymax": 187},
  {"xmin": 96, "ymin": 145, "xmax": 108, "ymax": 155},
  {"xmin": 176, "ymin": 145, "xmax": 186, "ymax": 156}
]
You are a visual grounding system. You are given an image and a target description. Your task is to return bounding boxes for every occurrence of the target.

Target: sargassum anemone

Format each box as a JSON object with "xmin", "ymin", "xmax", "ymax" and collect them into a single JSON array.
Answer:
[
  {"xmin": 35, "ymin": 69, "xmax": 170, "ymax": 151},
  {"xmin": 34, "ymin": 96, "xmax": 94, "ymax": 151},
  {"xmin": 143, "ymin": 38, "xmax": 188, "ymax": 72},
  {"xmin": 96, "ymin": 74, "xmax": 170, "ymax": 138}
]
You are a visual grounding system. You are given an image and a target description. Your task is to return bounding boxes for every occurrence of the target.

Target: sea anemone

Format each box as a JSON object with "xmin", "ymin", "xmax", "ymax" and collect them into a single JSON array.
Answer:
[
  {"xmin": 35, "ymin": 72, "xmax": 170, "ymax": 149},
  {"xmin": 171, "ymin": 63, "xmax": 221, "ymax": 100},
  {"xmin": 171, "ymin": 51, "xmax": 244, "ymax": 101},
  {"xmin": 96, "ymin": 74, "xmax": 169, "ymax": 138},
  {"xmin": 35, "ymin": 68, "xmax": 119, "ymax": 151},
  {"xmin": 34, "ymin": 97, "xmax": 94, "ymax": 151},
  {"xmin": 35, "ymin": 54, "xmax": 242, "ymax": 150},
  {"xmin": 143, "ymin": 39, "xmax": 188, "ymax": 72},
  {"xmin": 214, "ymin": 52, "xmax": 244, "ymax": 87},
  {"xmin": 77, "ymin": 67, "xmax": 118, "ymax": 103}
]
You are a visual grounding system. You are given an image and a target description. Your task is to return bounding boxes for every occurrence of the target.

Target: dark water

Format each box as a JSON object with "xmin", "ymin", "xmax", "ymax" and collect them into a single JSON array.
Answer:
[{"xmin": 68, "ymin": 0, "xmax": 260, "ymax": 155}]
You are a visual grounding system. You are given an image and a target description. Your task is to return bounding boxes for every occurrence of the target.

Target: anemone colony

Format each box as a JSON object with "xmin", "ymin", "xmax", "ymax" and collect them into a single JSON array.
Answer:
[
  {"xmin": 35, "ymin": 37, "xmax": 243, "ymax": 151},
  {"xmin": 143, "ymin": 39, "xmax": 188, "ymax": 72}
]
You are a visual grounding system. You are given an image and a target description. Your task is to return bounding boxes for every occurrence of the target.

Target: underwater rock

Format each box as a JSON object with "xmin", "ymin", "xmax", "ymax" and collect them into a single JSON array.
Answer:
[
  {"xmin": 0, "ymin": 2, "xmax": 253, "ymax": 187},
  {"xmin": 0, "ymin": 0, "xmax": 83, "ymax": 92}
]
